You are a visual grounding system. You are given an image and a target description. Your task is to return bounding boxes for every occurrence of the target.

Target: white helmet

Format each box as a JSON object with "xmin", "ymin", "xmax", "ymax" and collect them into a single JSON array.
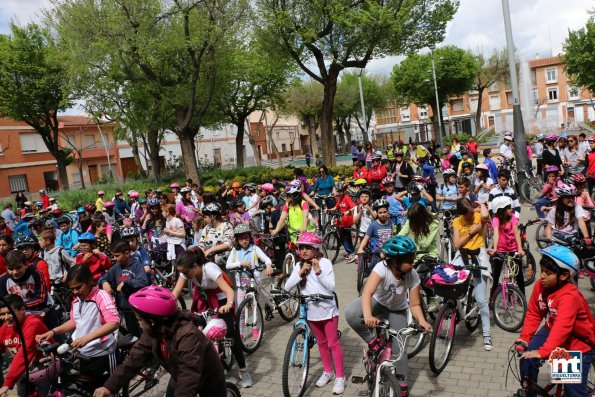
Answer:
[{"xmin": 492, "ymin": 196, "xmax": 514, "ymax": 213}]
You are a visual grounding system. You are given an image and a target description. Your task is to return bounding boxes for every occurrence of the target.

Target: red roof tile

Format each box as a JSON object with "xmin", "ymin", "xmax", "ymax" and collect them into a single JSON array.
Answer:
[{"xmin": 528, "ymin": 56, "xmax": 563, "ymax": 68}]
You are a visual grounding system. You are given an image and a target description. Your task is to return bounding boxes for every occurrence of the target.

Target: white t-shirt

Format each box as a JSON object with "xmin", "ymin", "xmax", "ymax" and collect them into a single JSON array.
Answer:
[
  {"xmin": 353, "ymin": 204, "xmax": 373, "ymax": 235},
  {"xmin": 165, "ymin": 217, "xmax": 185, "ymax": 245},
  {"xmin": 474, "ymin": 177, "xmax": 494, "ymax": 204},
  {"xmin": 248, "ymin": 194, "xmax": 259, "ymax": 217},
  {"xmin": 372, "ymin": 262, "xmax": 420, "ymax": 311},
  {"xmin": 181, "ymin": 262, "xmax": 226, "ymax": 300},
  {"xmin": 546, "ymin": 204, "xmax": 586, "ymax": 235},
  {"xmin": 500, "ymin": 143, "xmax": 513, "ymax": 159}
]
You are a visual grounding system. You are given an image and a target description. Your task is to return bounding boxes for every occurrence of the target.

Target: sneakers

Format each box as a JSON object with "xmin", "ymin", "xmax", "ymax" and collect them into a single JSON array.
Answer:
[
  {"xmin": 315, "ymin": 371, "xmax": 335, "ymax": 387},
  {"xmin": 427, "ymin": 297, "xmax": 438, "ymax": 313},
  {"xmin": 239, "ymin": 368, "xmax": 253, "ymax": 388},
  {"xmin": 483, "ymin": 336, "xmax": 493, "ymax": 351},
  {"xmin": 332, "ymin": 377, "xmax": 346, "ymax": 394},
  {"xmin": 346, "ymin": 254, "xmax": 357, "ymax": 263}
]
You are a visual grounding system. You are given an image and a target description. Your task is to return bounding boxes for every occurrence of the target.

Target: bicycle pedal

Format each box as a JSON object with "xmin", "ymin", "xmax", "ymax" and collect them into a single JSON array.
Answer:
[{"xmin": 351, "ymin": 376, "xmax": 365, "ymax": 384}]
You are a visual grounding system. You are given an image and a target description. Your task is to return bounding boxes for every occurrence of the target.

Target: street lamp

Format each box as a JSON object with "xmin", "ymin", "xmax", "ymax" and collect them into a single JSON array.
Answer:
[
  {"xmin": 430, "ymin": 49, "xmax": 443, "ymax": 145},
  {"xmin": 357, "ymin": 68, "xmax": 367, "ymax": 143}
]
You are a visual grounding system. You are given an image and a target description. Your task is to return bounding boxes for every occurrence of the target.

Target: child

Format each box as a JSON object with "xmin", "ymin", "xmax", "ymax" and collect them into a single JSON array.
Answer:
[
  {"xmin": 436, "ymin": 169, "xmax": 458, "ymax": 211},
  {"xmin": 0, "ymin": 236, "xmax": 12, "ymax": 276},
  {"xmin": 573, "ymin": 174, "xmax": 593, "ymax": 230},
  {"xmin": 96, "ymin": 191, "xmax": 106, "ymax": 212},
  {"xmin": 14, "ymin": 236, "xmax": 51, "ymax": 290},
  {"xmin": 516, "ymin": 245, "xmax": 595, "ymax": 397},
  {"xmin": 381, "ymin": 177, "xmax": 406, "ymax": 230},
  {"xmin": 353, "ymin": 189, "xmax": 375, "ymax": 245},
  {"xmin": 191, "ymin": 214, "xmax": 206, "ymax": 247},
  {"xmin": 271, "ymin": 182, "xmax": 316, "ymax": 242},
  {"xmin": 197, "ymin": 202, "xmax": 233, "ymax": 266},
  {"xmin": 0, "ymin": 294, "xmax": 52, "ymax": 397},
  {"xmin": 91, "ymin": 217, "xmax": 110, "ymax": 254},
  {"xmin": 483, "ymin": 148, "xmax": 499, "ymax": 183},
  {"xmin": 285, "ymin": 233, "xmax": 345, "ymax": 395},
  {"xmin": 121, "ymin": 227, "xmax": 151, "ymax": 274},
  {"xmin": 244, "ymin": 184, "xmax": 260, "ymax": 218},
  {"xmin": 158, "ymin": 204, "xmax": 186, "ymax": 261},
  {"xmin": 75, "ymin": 232, "xmax": 112, "ymax": 281},
  {"xmin": 544, "ymin": 183, "xmax": 591, "ymax": 245},
  {"xmin": 38, "ymin": 230, "xmax": 75, "ymax": 285},
  {"xmin": 441, "ymin": 148, "xmax": 451, "ymax": 172},
  {"xmin": 534, "ymin": 166, "xmax": 561, "ymax": 219},
  {"xmin": 99, "ymin": 240, "xmax": 149, "ymax": 337},
  {"xmin": 488, "ymin": 170, "xmax": 521, "ymax": 219},
  {"xmin": 473, "ymin": 164, "xmax": 494, "ymax": 204},
  {"xmin": 0, "ymin": 251, "xmax": 58, "ymax": 331},
  {"xmin": 457, "ymin": 177, "xmax": 478, "ymax": 205},
  {"xmin": 357, "ymin": 199, "xmax": 394, "ymax": 268},
  {"xmin": 332, "ymin": 182, "xmax": 356, "ymax": 262},
  {"xmin": 36, "ymin": 265, "xmax": 120, "ymax": 394},
  {"xmin": 56, "ymin": 216, "xmax": 79, "ymax": 257},
  {"xmin": 487, "ymin": 196, "xmax": 526, "ymax": 300},
  {"xmin": 229, "ymin": 199, "xmax": 250, "ymax": 227}
]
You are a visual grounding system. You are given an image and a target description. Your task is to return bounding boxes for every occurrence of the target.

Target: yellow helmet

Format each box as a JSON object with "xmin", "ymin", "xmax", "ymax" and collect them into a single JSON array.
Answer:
[{"xmin": 354, "ymin": 178, "xmax": 367, "ymax": 186}]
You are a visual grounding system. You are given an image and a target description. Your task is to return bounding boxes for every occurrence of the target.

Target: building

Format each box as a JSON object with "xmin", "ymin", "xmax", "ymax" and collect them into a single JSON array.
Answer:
[
  {"xmin": 374, "ymin": 55, "xmax": 594, "ymax": 143},
  {"xmin": 248, "ymin": 111, "xmax": 306, "ymax": 159}
]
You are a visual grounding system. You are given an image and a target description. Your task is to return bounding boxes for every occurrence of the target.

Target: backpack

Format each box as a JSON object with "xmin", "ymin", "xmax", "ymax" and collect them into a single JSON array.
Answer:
[{"xmin": 40, "ymin": 248, "xmax": 71, "ymax": 276}]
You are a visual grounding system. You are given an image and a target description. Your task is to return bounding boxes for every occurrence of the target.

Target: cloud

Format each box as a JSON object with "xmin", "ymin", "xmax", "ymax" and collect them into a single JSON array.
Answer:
[{"xmin": 0, "ymin": 0, "xmax": 50, "ymax": 34}]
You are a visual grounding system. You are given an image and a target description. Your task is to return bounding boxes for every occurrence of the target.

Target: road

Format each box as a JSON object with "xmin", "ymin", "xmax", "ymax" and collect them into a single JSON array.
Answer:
[{"xmin": 147, "ymin": 203, "xmax": 594, "ymax": 397}]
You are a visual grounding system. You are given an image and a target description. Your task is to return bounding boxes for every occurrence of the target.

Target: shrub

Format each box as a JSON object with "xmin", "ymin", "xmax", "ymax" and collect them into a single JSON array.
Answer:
[{"xmin": 443, "ymin": 133, "xmax": 471, "ymax": 147}]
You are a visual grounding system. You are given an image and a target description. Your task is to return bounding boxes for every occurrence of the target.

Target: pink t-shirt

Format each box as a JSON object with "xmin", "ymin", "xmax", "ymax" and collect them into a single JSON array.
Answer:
[
  {"xmin": 492, "ymin": 216, "xmax": 518, "ymax": 253},
  {"xmin": 282, "ymin": 201, "xmax": 309, "ymax": 213},
  {"xmin": 576, "ymin": 193, "xmax": 593, "ymax": 221}
]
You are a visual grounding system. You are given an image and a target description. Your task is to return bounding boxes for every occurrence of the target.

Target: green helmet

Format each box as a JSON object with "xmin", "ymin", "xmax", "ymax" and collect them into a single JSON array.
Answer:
[
  {"xmin": 381, "ymin": 236, "xmax": 416, "ymax": 257},
  {"xmin": 233, "ymin": 223, "xmax": 251, "ymax": 236}
]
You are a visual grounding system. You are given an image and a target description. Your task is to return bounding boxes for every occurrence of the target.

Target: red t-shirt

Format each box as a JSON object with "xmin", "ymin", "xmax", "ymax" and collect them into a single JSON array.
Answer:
[
  {"xmin": 587, "ymin": 152, "xmax": 595, "ymax": 179},
  {"xmin": 367, "ymin": 165, "xmax": 387, "ymax": 184},
  {"xmin": 466, "ymin": 141, "xmax": 478, "ymax": 155},
  {"xmin": 334, "ymin": 195, "xmax": 355, "ymax": 228}
]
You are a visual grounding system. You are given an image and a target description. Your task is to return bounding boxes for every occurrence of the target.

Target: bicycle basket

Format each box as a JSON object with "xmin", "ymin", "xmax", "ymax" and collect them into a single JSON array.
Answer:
[
  {"xmin": 28, "ymin": 358, "xmax": 61, "ymax": 385},
  {"xmin": 432, "ymin": 277, "xmax": 471, "ymax": 300}
]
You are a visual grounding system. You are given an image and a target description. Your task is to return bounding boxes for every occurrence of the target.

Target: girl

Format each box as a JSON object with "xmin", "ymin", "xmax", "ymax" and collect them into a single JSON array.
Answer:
[
  {"xmin": 346, "ymin": 236, "xmax": 431, "ymax": 394},
  {"xmin": 353, "ymin": 160, "xmax": 368, "ymax": 181},
  {"xmin": 191, "ymin": 214, "xmax": 206, "ymax": 247},
  {"xmin": 198, "ymin": 202, "xmax": 234, "ymax": 267},
  {"xmin": 436, "ymin": 169, "xmax": 458, "ymax": 211},
  {"xmin": 473, "ymin": 164, "xmax": 494, "ymax": 204},
  {"xmin": 75, "ymin": 233, "xmax": 112, "ymax": 281},
  {"xmin": 441, "ymin": 148, "xmax": 451, "ymax": 172},
  {"xmin": 452, "ymin": 198, "xmax": 493, "ymax": 351},
  {"xmin": 352, "ymin": 188, "xmax": 375, "ymax": 246},
  {"xmin": 573, "ymin": 174, "xmax": 593, "ymax": 233},
  {"xmin": 94, "ymin": 286, "xmax": 226, "ymax": 397},
  {"xmin": 271, "ymin": 182, "xmax": 316, "ymax": 243},
  {"xmin": 142, "ymin": 198, "xmax": 166, "ymax": 244},
  {"xmin": 365, "ymin": 143, "xmax": 374, "ymax": 169},
  {"xmin": 392, "ymin": 151, "xmax": 414, "ymax": 193},
  {"xmin": 229, "ymin": 199, "xmax": 250, "ymax": 227},
  {"xmin": 542, "ymin": 135, "xmax": 564, "ymax": 181},
  {"xmin": 545, "ymin": 183, "xmax": 590, "ymax": 244},
  {"xmin": 534, "ymin": 166, "xmax": 561, "ymax": 219},
  {"xmin": 285, "ymin": 233, "xmax": 345, "ymax": 395},
  {"xmin": 90, "ymin": 218, "xmax": 110, "ymax": 255},
  {"xmin": 36, "ymin": 265, "xmax": 119, "ymax": 394},
  {"xmin": 175, "ymin": 187, "xmax": 197, "ymax": 227},
  {"xmin": 159, "ymin": 204, "xmax": 186, "ymax": 261},
  {"xmin": 172, "ymin": 249, "xmax": 252, "ymax": 388},
  {"xmin": 487, "ymin": 196, "xmax": 526, "ymax": 299},
  {"xmin": 0, "ymin": 235, "xmax": 12, "ymax": 276}
]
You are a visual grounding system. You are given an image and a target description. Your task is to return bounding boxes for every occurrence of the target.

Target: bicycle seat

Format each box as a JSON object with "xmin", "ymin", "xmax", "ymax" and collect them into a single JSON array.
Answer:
[{"xmin": 117, "ymin": 334, "xmax": 139, "ymax": 349}]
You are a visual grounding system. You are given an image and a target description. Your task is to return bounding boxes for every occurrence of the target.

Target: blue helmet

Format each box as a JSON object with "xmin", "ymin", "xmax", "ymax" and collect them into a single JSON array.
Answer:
[
  {"xmin": 78, "ymin": 232, "xmax": 96, "ymax": 243},
  {"xmin": 539, "ymin": 245, "xmax": 579, "ymax": 277},
  {"xmin": 77, "ymin": 207, "xmax": 85, "ymax": 214},
  {"xmin": 381, "ymin": 236, "xmax": 417, "ymax": 257}
]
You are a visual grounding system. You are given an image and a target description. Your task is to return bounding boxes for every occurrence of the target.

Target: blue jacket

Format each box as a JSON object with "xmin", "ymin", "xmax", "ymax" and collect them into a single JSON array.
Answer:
[
  {"xmin": 484, "ymin": 158, "xmax": 499, "ymax": 183},
  {"xmin": 56, "ymin": 229, "xmax": 79, "ymax": 257},
  {"xmin": 98, "ymin": 258, "xmax": 149, "ymax": 310},
  {"xmin": 13, "ymin": 221, "xmax": 31, "ymax": 239},
  {"xmin": 114, "ymin": 198, "xmax": 131, "ymax": 217}
]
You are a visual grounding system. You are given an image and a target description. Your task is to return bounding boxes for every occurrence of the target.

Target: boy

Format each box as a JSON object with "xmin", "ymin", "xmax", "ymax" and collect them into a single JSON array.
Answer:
[
  {"xmin": 0, "ymin": 251, "xmax": 58, "ymax": 330},
  {"xmin": 381, "ymin": 178, "xmax": 407, "ymax": 229},
  {"xmin": 99, "ymin": 240, "xmax": 149, "ymax": 337},
  {"xmin": 516, "ymin": 246, "xmax": 594, "ymax": 397},
  {"xmin": 457, "ymin": 177, "xmax": 478, "ymax": 206},
  {"xmin": 483, "ymin": 148, "xmax": 499, "ymax": 183},
  {"xmin": 38, "ymin": 230, "xmax": 75, "ymax": 284},
  {"xmin": 396, "ymin": 182, "xmax": 434, "ymax": 209},
  {"xmin": 457, "ymin": 148, "xmax": 475, "ymax": 176},
  {"xmin": 75, "ymin": 232, "xmax": 112, "ymax": 281},
  {"xmin": 121, "ymin": 227, "xmax": 151, "ymax": 275},
  {"xmin": 56, "ymin": 216, "xmax": 79, "ymax": 257},
  {"xmin": 436, "ymin": 169, "xmax": 458, "ymax": 212},
  {"xmin": 14, "ymin": 236, "xmax": 51, "ymax": 290},
  {"xmin": 333, "ymin": 182, "xmax": 356, "ymax": 262},
  {"xmin": 488, "ymin": 170, "xmax": 521, "ymax": 219},
  {"xmin": 357, "ymin": 199, "xmax": 394, "ymax": 269},
  {"xmin": 0, "ymin": 294, "xmax": 52, "ymax": 397}
]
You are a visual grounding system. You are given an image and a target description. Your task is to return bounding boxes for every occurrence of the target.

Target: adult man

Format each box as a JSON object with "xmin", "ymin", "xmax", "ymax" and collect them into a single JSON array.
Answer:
[
  {"xmin": 488, "ymin": 170, "xmax": 521, "ymax": 219},
  {"xmin": 39, "ymin": 190, "xmax": 50, "ymax": 210},
  {"xmin": 499, "ymin": 136, "xmax": 514, "ymax": 160},
  {"xmin": 1, "ymin": 205, "xmax": 16, "ymax": 231},
  {"xmin": 466, "ymin": 136, "xmax": 479, "ymax": 162}
]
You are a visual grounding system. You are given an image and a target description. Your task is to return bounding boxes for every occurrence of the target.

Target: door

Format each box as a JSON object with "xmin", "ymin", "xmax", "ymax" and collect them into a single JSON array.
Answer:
[
  {"xmin": 214, "ymin": 149, "xmax": 222, "ymax": 168},
  {"xmin": 88, "ymin": 165, "xmax": 98, "ymax": 185}
]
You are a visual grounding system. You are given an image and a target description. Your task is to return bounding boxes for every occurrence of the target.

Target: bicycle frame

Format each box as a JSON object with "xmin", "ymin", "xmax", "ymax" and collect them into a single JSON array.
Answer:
[{"xmin": 289, "ymin": 301, "xmax": 315, "ymax": 366}]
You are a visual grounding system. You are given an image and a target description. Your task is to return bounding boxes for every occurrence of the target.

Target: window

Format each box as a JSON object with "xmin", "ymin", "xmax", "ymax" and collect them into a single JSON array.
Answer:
[
  {"xmin": 568, "ymin": 86, "xmax": 580, "ymax": 99},
  {"xmin": 530, "ymin": 70, "xmax": 537, "ymax": 85},
  {"xmin": 469, "ymin": 98, "xmax": 478, "ymax": 113},
  {"xmin": 418, "ymin": 106, "xmax": 428, "ymax": 118},
  {"xmin": 100, "ymin": 164, "xmax": 114, "ymax": 179},
  {"xmin": 489, "ymin": 94, "xmax": 501, "ymax": 110},
  {"xmin": 545, "ymin": 67, "xmax": 557, "ymax": 83},
  {"xmin": 506, "ymin": 92, "xmax": 514, "ymax": 106},
  {"xmin": 532, "ymin": 88, "xmax": 539, "ymax": 104},
  {"xmin": 400, "ymin": 107, "xmax": 410, "ymax": 121},
  {"xmin": 66, "ymin": 135, "xmax": 76, "ymax": 149},
  {"xmin": 489, "ymin": 82, "xmax": 500, "ymax": 91},
  {"xmin": 8, "ymin": 175, "xmax": 28, "ymax": 194},
  {"xmin": 282, "ymin": 143, "xmax": 287, "ymax": 152},
  {"xmin": 20, "ymin": 133, "xmax": 49, "ymax": 153},
  {"xmin": 547, "ymin": 87, "xmax": 558, "ymax": 101},
  {"xmin": 452, "ymin": 99, "xmax": 464, "ymax": 112},
  {"xmin": 85, "ymin": 135, "xmax": 95, "ymax": 148}
]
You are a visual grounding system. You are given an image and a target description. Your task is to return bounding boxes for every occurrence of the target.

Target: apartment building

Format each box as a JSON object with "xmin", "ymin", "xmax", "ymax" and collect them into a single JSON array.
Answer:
[{"xmin": 375, "ymin": 55, "xmax": 593, "ymax": 143}]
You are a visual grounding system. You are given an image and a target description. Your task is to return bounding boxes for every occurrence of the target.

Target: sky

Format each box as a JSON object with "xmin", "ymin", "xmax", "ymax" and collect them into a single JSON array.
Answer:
[{"xmin": 0, "ymin": 0, "xmax": 592, "ymax": 111}]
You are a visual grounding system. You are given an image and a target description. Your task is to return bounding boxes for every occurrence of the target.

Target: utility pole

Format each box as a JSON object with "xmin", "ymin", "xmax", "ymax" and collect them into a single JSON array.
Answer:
[
  {"xmin": 430, "ymin": 49, "xmax": 443, "ymax": 145},
  {"xmin": 502, "ymin": 0, "xmax": 531, "ymax": 191},
  {"xmin": 357, "ymin": 69, "xmax": 367, "ymax": 143}
]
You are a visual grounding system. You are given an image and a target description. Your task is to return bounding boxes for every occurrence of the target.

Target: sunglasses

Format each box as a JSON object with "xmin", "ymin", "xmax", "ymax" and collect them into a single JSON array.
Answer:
[{"xmin": 568, "ymin": 139, "xmax": 576, "ymax": 142}]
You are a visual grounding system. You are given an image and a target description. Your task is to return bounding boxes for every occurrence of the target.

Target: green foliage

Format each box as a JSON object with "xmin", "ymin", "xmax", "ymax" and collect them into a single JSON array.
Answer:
[
  {"xmin": 563, "ymin": 17, "xmax": 595, "ymax": 95},
  {"xmin": 443, "ymin": 133, "xmax": 471, "ymax": 147}
]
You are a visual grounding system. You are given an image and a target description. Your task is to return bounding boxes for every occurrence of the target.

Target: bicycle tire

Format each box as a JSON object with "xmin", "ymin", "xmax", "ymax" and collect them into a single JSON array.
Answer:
[
  {"xmin": 492, "ymin": 284, "xmax": 527, "ymax": 332},
  {"xmin": 221, "ymin": 338, "xmax": 235, "ymax": 370},
  {"xmin": 520, "ymin": 179, "xmax": 541, "ymax": 205},
  {"xmin": 356, "ymin": 254, "xmax": 369, "ymax": 295},
  {"xmin": 464, "ymin": 286, "xmax": 480, "ymax": 332},
  {"xmin": 235, "ymin": 297, "xmax": 264, "ymax": 353},
  {"xmin": 535, "ymin": 221, "xmax": 549, "ymax": 249},
  {"xmin": 377, "ymin": 367, "xmax": 402, "ymax": 396},
  {"xmin": 226, "ymin": 382, "xmax": 241, "ymax": 397},
  {"xmin": 282, "ymin": 327, "xmax": 310, "ymax": 397},
  {"xmin": 276, "ymin": 292, "xmax": 300, "ymax": 322},
  {"xmin": 429, "ymin": 303, "xmax": 457, "ymax": 375},
  {"xmin": 322, "ymin": 231, "xmax": 340, "ymax": 264},
  {"xmin": 522, "ymin": 252, "xmax": 537, "ymax": 286},
  {"xmin": 591, "ymin": 277, "xmax": 595, "ymax": 291},
  {"xmin": 439, "ymin": 238, "xmax": 453, "ymax": 262},
  {"xmin": 123, "ymin": 361, "xmax": 161, "ymax": 397},
  {"xmin": 278, "ymin": 252, "xmax": 296, "ymax": 290},
  {"xmin": 406, "ymin": 298, "xmax": 428, "ymax": 359}
]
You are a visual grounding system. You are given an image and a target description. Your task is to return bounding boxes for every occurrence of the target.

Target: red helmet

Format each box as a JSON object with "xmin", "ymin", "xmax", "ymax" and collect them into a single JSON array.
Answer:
[
  {"xmin": 572, "ymin": 174, "xmax": 586, "ymax": 184},
  {"xmin": 129, "ymin": 286, "xmax": 177, "ymax": 318}
]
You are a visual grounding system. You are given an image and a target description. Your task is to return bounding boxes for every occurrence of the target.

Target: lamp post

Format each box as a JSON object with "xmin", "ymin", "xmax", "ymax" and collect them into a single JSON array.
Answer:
[
  {"xmin": 357, "ymin": 69, "xmax": 367, "ymax": 143},
  {"xmin": 430, "ymin": 49, "xmax": 443, "ymax": 145}
]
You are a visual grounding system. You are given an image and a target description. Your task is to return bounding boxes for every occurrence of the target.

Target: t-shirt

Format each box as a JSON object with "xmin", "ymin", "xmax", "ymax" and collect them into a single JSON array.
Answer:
[
  {"xmin": 366, "ymin": 220, "xmax": 394, "ymax": 253},
  {"xmin": 466, "ymin": 141, "xmax": 478, "ymax": 155},
  {"xmin": 354, "ymin": 204, "xmax": 373, "ymax": 235},
  {"xmin": 165, "ymin": 217, "xmax": 185, "ymax": 245},
  {"xmin": 546, "ymin": 205, "xmax": 586, "ymax": 235},
  {"xmin": 438, "ymin": 184, "xmax": 458, "ymax": 210},
  {"xmin": 474, "ymin": 178, "xmax": 494, "ymax": 204},
  {"xmin": 500, "ymin": 143, "xmax": 513, "ymax": 159},
  {"xmin": 372, "ymin": 262, "xmax": 420, "ymax": 311},
  {"xmin": 492, "ymin": 216, "xmax": 518, "ymax": 252},
  {"xmin": 452, "ymin": 212, "xmax": 484, "ymax": 250},
  {"xmin": 182, "ymin": 262, "xmax": 226, "ymax": 301},
  {"xmin": 402, "ymin": 196, "xmax": 429, "ymax": 209},
  {"xmin": 561, "ymin": 147, "xmax": 586, "ymax": 175}
]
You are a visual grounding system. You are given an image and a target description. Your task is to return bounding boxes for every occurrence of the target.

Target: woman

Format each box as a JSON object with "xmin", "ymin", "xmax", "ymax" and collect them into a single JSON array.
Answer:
[
  {"xmin": 392, "ymin": 151, "xmax": 414, "ymax": 192},
  {"xmin": 367, "ymin": 154, "xmax": 387, "ymax": 185},
  {"xmin": 346, "ymin": 236, "xmax": 432, "ymax": 394},
  {"xmin": 365, "ymin": 143, "xmax": 374, "ymax": 169},
  {"xmin": 542, "ymin": 135, "xmax": 564, "ymax": 181},
  {"xmin": 172, "ymin": 249, "xmax": 252, "ymax": 388},
  {"xmin": 450, "ymin": 138, "xmax": 461, "ymax": 154},
  {"xmin": 312, "ymin": 165, "xmax": 336, "ymax": 209},
  {"xmin": 14, "ymin": 192, "xmax": 27, "ymax": 210},
  {"xmin": 353, "ymin": 160, "xmax": 368, "ymax": 181},
  {"xmin": 451, "ymin": 198, "xmax": 493, "ymax": 351},
  {"xmin": 562, "ymin": 134, "xmax": 586, "ymax": 176},
  {"xmin": 93, "ymin": 286, "xmax": 226, "ymax": 397},
  {"xmin": 197, "ymin": 202, "xmax": 234, "ymax": 267}
]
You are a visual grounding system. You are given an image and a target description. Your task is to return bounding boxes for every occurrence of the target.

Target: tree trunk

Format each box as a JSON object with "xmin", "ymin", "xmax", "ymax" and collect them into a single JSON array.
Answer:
[
  {"xmin": 146, "ymin": 129, "xmax": 162, "ymax": 184},
  {"xmin": 235, "ymin": 120, "xmax": 246, "ymax": 168},
  {"xmin": 307, "ymin": 117, "xmax": 319, "ymax": 156},
  {"xmin": 343, "ymin": 119, "xmax": 352, "ymax": 152},
  {"xmin": 335, "ymin": 119, "xmax": 345, "ymax": 153},
  {"xmin": 267, "ymin": 129, "xmax": 283, "ymax": 167},
  {"xmin": 319, "ymin": 71, "xmax": 340, "ymax": 167},
  {"xmin": 178, "ymin": 131, "xmax": 199, "ymax": 183},
  {"xmin": 474, "ymin": 87, "xmax": 485, "ymax": 135},
  {"xmin": 130, "ymin": 140, "xmax": 146, "ymax": 178},
  {"xmin": 56, "ymin": 160, "xmax": 69, "ymax": 191},
  {"xmin": 77, "ymin": 159, "xmax": 86, "ymax": 189}
]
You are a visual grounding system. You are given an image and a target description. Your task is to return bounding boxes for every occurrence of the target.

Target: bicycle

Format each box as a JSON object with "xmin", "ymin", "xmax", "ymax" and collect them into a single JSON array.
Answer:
[
  {"xmin": 352, "ymin": 321, "xmax": 426, "ymax": 396},
  {"xmin": 231, "ymin": 266, "xmax": 299, "ymax": 353},
  {"xmin": 321, "ymin": 209, "xmax": 343, "ymax": 264},
  {"xmin": 437, "ymin": 210, "xmax": 456, "ymax": 262},
  {"xmin": 193, "ymin": 309, "xmax": 235, "ymax": 370},
  {"xmin": 51, "ymin": 281, "xmax": 74, "ymax": 324},
  {"xmin": 356, "ymin": 246, "xmax": 373, "ymax": 295},
  {"xmin": 518, "ymin": 219, "xmax": 540, "ymax": 286},
  {"xmin": 490, "ymin": 253, "xmax": 528, "ymax": 332},
  {"xmin": 518, "ymin": 166, "xmax": 544, "ymax": 205},
  {"xmin": 428, "ymin": 255, "xmax": 487, "ymax": 375},
  {"xmin": 281, "ymin": 292, "xmax": 341, "ymax": 397},
  {"xmin": 310, "ymin": 194, "xmax": 336, "ymax": 234},
  {"xmin": 149, "ymin": 262, "xmax": 187, "ymax": 310}
]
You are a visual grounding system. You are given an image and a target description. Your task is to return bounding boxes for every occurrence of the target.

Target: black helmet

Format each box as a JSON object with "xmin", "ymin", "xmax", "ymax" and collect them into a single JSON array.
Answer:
[
  {"xmin": 203, "ymin": 202, "xmax": 222, "ymax": 216},
  {"xmin": 233, "ymin": 199, "xmax": 245, "ymax": 208},
  {"xmin": 15, "ymin": 235, "xmax": 38, "ymax": 249}
]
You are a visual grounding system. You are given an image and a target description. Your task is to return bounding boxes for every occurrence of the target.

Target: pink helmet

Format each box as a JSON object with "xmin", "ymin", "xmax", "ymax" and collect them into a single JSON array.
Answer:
[
  {"xmin": 381, "ymin": 176, "xmax": 395, "ymax": 186},
  {"xmin": 296, "ymin": 232, "xmax": 322, "ymax": 249},
  {"xmin": 555, "ymin": 183, "xmax": 577, "ymax": 197},
  {"xmin": 129, "ymin": 191, "xmax": 140, "ymax": 198},
  {"xmin": 97, "ymin": 191, "xmax": 105, "ymax": 196},
  {"xmin": 259, "ymin": 183, "xmax": 274, "ymax": 193},
  {"xmin": 545, "ymin": 134, "xmax": 558, "ymax": 143},
  {"xmin": 544, "ymin": 165, "xmax": 559, "ymax": 174},
  {"xmin": 170, "ymin": 183, "xmax": 180, "ymax": 189},
  {"xmin": 475, "ymin": 164, "xmax": 489, "ymax": 171},
  {"xmin": 129, "ymin": 286, "xmax": 177, "ymax": 317},
  {"xmin": 103, "ymin": 201, "xmax": 115, "ymax": 208},
  {"xmin": 203, "ymin": 318, "xmax": 227, "ymax": 342}
]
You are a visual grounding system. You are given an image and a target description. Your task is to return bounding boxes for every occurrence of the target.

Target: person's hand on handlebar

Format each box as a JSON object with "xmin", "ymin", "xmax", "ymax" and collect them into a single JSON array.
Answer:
[
  {"xmin": 584, "ymin": 237, "xmax": 592, "ymax": 246},
  {"xmin": 419, "ymin": 319, "xmax": 432, "ymax": 331},
  {"xmin": 364, "ymin": 314, "xmax": 381, "ymax": 329},
  {"xmin": 218, "ymin": 303, "xmax": 233, "ymax": 314}
]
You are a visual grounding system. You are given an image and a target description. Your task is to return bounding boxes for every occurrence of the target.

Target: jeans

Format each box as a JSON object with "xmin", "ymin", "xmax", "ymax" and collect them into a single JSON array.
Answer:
[
  {"xmin": 470, "ymin": 268, "xmax": 491, "ymax": 338},
  {"xmin": 520, "ymin": 327, "xmax": 593, "ymax": 397},
  {"xmin": 345, "ymin": 298, "xmax": 410, "ymax": 381},
  {"xmin": 534, "ymin": 197, "xmax": 551, "ymax": 219},
  {"xmin": 339, "ymin": 228, "xmax": 354, "ymax": 255}
]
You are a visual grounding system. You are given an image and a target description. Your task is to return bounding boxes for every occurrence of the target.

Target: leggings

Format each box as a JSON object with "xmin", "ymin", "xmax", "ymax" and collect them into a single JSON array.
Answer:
[
  {"xmin": 345, "ymin": 298, "xmax": 409, "ymax": 381},
  {"xmin": 520, "ymin": 327, "xmax": 593, "ymax": 397},
  {"xmin": 308, "ymin": 316, "xmax": 344, "ymax": 378},
  {"xmin": 217, "ymin": 298, "xmax": 247, "ymax": 369},
  {"xmin": 490, "ymin": 252, "xmax": 526, "ymax": 298}
]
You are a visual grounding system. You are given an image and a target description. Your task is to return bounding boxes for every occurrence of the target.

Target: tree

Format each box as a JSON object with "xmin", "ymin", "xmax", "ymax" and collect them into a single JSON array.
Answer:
[
  {"xmin": 0, "ymin": 23, "xmax": 75, "ymax": 189},
  {"xmin": 563, "ymin": 17, "xmax": 595, "ymax": 105},
  {"xmin": 284, "ymin": 80, "xmax": 324, "ymax": 156},
  {"xmin": 471, "ymin": 49, "xmax": 508, "ymax": 134},
  {"xmin": 257, "ymin": 0, "xmax": 457, "ymax": 166},
  {"xmin": 391, "ymin": 45, "xmax": 478, "ymax": 141}
]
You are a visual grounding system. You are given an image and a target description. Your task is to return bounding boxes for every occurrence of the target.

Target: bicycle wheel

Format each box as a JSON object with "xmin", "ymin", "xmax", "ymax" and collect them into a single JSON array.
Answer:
[
  {"xmin": 535, "ymin": 221, "xmax": 549, "ymax": 249},
  {"xmin": 429, "ymin": 303, "xmax": 457, "ymax": 375},
  {"xmin": 464, "ymin": 286, "xmax": 480, "ymax": 332},
  {"xmin": 276, "ymin": 291, "xmax": 300, "ymax": 322},
  {"xmin": 406, "ymin": 298, "xmax": 428, "ymax": 359},
  {"xmin": 123, "ymin": 361, "xmax": 161, "ymax": 397},
  {"xmin": 322, "ymin": 231, "xmax": 340, "ymax": 264},
  {"xmin": 226, "ymin": 382, "xmax": 241, "ymax": 397},
  {"xmin": 282, "ymin": 327, "xmax": 310, "ymax": 397},
  {"xmin": 222, "ymin": 338, "xmax": 235, "ymax": 370},
  {"xmin": 235, "ymin": 296, "xmax": 264, "ymax": 353},
  {"xmin": 278, "ymin": 252, "xmax": 296, "ymax": 290},
  {"xmin": 439, "ymin": 238, "xmax": 453, "ymax": 262},
  {"xmin": 356, "ymin": 254, "xmax": 369, "ymax": 295},
  {"xmin": 492, "ymin": 284, "xmax": 527, "ymax": 332},
  {"xmin": 377, "ymin": 367, "xmax": 402, "ymax": 396},
  {"xmin": 522, "ymin": 252, "xmax": 537, "ymax": 286},
  {"xmin": 520, "ymin": 179, "xmax": 542, "ymax": 205}
]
